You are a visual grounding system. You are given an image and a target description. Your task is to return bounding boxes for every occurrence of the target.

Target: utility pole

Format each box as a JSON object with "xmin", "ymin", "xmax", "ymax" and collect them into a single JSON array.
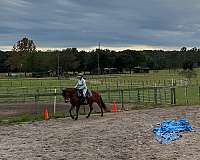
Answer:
[
  {"xmin": 57, "ymin": 52, "xmax": 60, "ymax": 80},
  {"xmin": 98, "ymin": 42, "xmax": 100, "ymax": 75}
]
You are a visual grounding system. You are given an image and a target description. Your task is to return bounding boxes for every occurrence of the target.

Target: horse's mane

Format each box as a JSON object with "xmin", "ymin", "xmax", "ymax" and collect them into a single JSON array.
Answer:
[
  {"xmin": 62, "ymin": 88, "xmax": 75, "ymax": 96},
  {"xmin": 64, "ymin": 88, "xmax": 76, "ymax": 91}
]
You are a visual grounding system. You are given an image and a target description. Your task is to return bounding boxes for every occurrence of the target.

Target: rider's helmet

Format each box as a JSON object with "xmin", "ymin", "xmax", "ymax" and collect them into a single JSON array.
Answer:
[{"xmin": 77, "ymin": 73, "xmax": 84, "ymax": 78}]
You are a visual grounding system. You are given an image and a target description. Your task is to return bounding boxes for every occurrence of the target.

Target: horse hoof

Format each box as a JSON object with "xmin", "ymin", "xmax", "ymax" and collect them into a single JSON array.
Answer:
[
  {"xmin": 75, "ymin": 117, "xmax": 78, "ymax": 120},
  {"xmin": 71, "ymin": 116, "xmax": 74, "ymax": 119},
  {"xmin": 86, "ymin": 116, "xmax": 89, "ymax": 118}
]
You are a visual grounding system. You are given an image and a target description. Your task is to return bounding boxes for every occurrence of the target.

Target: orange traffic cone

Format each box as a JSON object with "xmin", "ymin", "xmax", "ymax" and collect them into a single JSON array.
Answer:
[
  {"xmin": 113, "ymin": 100, "xmax": 117, "ymax": 112},
  {"xmin": 44, "ymin": 107, "xmax": 49, "ymax": 120},
  {"xmin": 176, "ymin": 116, "xmax": 181, "ymax": 120}
]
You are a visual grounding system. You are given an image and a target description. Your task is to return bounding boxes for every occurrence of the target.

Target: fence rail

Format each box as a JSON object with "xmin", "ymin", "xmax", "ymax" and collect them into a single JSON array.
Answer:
[
  {"xmin": 1, "ymin": 83, "xmax": 200, "ymax": 119},
  {"xmin": 0, "ymin": 86, "xmax": 173, "ymax": 104}
]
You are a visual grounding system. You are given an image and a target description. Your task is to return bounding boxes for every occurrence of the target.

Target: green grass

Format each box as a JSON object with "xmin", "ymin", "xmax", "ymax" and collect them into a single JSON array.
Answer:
[
  {"xmin": 1, "ymin": 69, "xmax": 200, "ymax": 105},
  {"xmin": 0, "ymin": 112, "xmax": 67, "ymax": 125},
  {"xmin": 0, "ymin": 78, "xmax": 75, "ymax": 88},
  {"xmin": 1, "ymin": 69, "xmax": 200, "ymax": 124},
  {"xmin": 86, "ymin": 68, "xmax": 200, "ymax": 85}
]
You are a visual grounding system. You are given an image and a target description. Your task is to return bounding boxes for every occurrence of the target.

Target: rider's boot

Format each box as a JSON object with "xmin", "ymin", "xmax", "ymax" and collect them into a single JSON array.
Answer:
[{"xmin": 83, "ymin": 96, "xmax": 87, "ymax": 104}]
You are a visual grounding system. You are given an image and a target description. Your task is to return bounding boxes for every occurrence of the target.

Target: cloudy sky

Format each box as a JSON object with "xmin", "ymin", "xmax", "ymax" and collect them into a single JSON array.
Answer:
[{"xmin": 1, "ymin": 0, "xmax": 200, "ymax": 51}]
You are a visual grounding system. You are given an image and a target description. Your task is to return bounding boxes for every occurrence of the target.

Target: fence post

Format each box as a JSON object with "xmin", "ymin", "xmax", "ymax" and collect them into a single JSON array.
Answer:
[
  {"xmin": 185, "ymin": 86, "xmax": 188, "ymax": 106},
  {"xmin": 53, "ymin": 89, "xmax": 57, "ymax": 116},
  {"xmin": 170, "ymin": 87, "xmax": 176, "ymax": 105},
  {"xmin": 35, "ymin": 89, "xmax": 39, "ymax": 115},
  {"xmin": 117, "ymin": 81, "xmax": 119, "ymax": 90},
  {"xmin": 108, "ymin": 87, "xmax": 111, "ymax": 102},
  {"xmin": 164, "ymin": 88, "xmax": 167, "ymax": 103},
  {"xmin": 148, "ymin": 88, "xmax": 150, "ymax": 102},
  {"xmin": 154, "ymin": 87, "xmax": 157, "ymax": 104},
  {"xmin": 158, "ymin": 88, "xmax": 162, "ymax": 104},
  {"xmin": 131, "ymin": 80, "xmax": 133, "ymax": 89},
  {"xmin": 137, "ymin": 89, "xmax": 140, "ymax": 103},
  {"xmin": 173, "ymin": 87, "xmax": 175, "ymax": 104},
  {"xmin": 142, "ymin": 81, "xmax": 145, "ymax": 103},
  {"xmin": 120, "ymin": 90, "xmax": 124, "ymax": 111},
  {"xmin": 128, "ymin": 85, "xmax": 131, "ymax": 101},
  {"xmin": 34, "ymin": 95, "xmax": 37, "ymax": 115}
]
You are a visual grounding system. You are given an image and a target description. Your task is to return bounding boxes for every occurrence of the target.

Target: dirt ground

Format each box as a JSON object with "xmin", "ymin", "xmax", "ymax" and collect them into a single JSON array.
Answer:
[
  {"xmin": 1, "ymin": 105, "xmax": 200, "ymax": 160},
  {"xmin": 0, "ymin": 102, "xmax": 110, "ymax": 118}
]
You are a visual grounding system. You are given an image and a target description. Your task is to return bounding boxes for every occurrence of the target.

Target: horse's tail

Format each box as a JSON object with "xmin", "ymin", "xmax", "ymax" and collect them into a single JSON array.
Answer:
[{"xmin": 100, "ymin": 95, "xmax": 110, "ymax": 112}]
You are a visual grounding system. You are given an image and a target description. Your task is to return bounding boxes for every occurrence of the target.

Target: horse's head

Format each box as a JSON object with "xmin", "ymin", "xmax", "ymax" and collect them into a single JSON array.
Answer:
[
  {"xmin": 62, "ymin": 88, "xmax": 70, "ymax": 103},
  {"xmin": 62, "ymin": 88, "xmax": 76, "ymax": 103}
]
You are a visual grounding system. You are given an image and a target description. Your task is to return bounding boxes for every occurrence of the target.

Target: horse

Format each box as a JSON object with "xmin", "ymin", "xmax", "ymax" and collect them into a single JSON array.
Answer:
[{"xmin": 62, "ymin": 88, "xmax": 109, "ymax": 120}]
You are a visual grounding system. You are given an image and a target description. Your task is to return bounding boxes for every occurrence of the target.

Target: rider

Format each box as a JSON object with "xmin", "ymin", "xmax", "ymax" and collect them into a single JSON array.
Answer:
[{"xmin": 74, "ymin": 73, "xmax": 88, "ymax": 103}]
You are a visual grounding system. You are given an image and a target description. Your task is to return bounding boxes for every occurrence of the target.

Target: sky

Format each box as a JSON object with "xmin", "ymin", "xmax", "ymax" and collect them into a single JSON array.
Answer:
[{"xmin": 1, "ymin": 0, "xmax": 200, "ymax": 51}]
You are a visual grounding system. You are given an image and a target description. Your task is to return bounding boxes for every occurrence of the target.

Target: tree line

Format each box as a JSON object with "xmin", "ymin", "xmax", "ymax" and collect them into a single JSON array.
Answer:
[{"xmin": 0, "ymin": 37, "xmax": 200, "ymax": 75}]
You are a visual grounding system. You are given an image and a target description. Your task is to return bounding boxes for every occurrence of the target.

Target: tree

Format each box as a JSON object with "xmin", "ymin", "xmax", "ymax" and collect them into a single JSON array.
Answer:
[
  {"xmin": 180, "ymin": 47, "xmax": 187, "ymax": 52},
  {"xmin": 0, "ymin": 50, "xmax": 7, "ymax": 72},
  {"xmin": 8, "ymin": 37, "xmax": 36, "ymax": 73},
  {"xmin": 182, "ymin": 60, "xmax": 193, "ymax": 70},
  {"xmin": 190, "ymin": 47, "xmax": 197, "ymax": 52},
  {"xmin": 13, "ymin": 37, "xmax": 36, "ymax": 52}
]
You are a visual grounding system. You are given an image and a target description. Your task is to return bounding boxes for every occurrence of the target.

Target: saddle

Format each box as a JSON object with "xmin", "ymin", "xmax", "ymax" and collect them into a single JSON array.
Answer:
[{"xmin": 77, "ymin": 89, "xmax": 92, "ymax": 104}]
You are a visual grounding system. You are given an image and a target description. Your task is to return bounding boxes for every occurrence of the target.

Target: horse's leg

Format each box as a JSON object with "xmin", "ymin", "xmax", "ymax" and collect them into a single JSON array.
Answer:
[
  {"xmin": 86, "ymin": 102, "xmax": 93, "ymax": 118},
  {"xmin": 97, "ymin": 101, "xmax": 103, "ymax": 117},
  {"xmin": 69, "ymin": 105, "xmax": 75, "ymax": 119},
  {"xmin": 75, "ymin": 105, "xmax": 80, "ymax": 120}
]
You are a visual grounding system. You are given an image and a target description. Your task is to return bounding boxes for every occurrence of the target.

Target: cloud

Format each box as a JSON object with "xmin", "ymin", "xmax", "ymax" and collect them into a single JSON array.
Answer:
[{"xmin": 1, "ymin": 0, "xmax": 200, "ymax": 51}]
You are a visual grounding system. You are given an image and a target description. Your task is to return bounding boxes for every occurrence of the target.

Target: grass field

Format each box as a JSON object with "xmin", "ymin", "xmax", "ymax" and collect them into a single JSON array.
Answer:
[
  {"xmin": 0, "ymin": 69, "xmax": 200, "ymax": 105},
  {"xmin": 2, "ymin": 68, "xmax": 200, "ymax": 87},
  {"xmin": 0, "ymin": 69, "xmax": 200, "ymax": 123}
]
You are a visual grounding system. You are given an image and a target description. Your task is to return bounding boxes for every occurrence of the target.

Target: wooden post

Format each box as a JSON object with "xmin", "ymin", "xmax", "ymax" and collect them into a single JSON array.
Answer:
[
  {"xmin": 164, "ymin": 80, "xmax": 166, "ymax": 86},
  {"xmin": 53, "ymin": 89, "xmax": 57, "ymax": 116},
  {"xmin": 120, "ymin": 90, "xmax": 124, "ymax": 111},
  {"xmin": 154, "ymin": 87, "xmax": 157, "ymax": 104},
  {"xmin": 108, "ymin": 87, "xmax": 111, "ymax": 102},
  {"xmin": 35, "ymin": 89, "xmax": 40, "ymax": 115},
  {"xmin": 148, "ymin": 88, "xmax": 150, "ymax": 102},
  {"xmin": 128, "ymin": 85, "xmax": 131, "ymax": 101},
  {"xmin": 185, "ymin": 86, "xmax": 188, "ymax": 106},
  {"xmin": 164, "ymin": 88, "xmax": 167, "ymax": 103},
  {"xmin": 142, "ymin": 81, "xmax": 145, "ymax": 103},
  {"xmin": 137, "ymin": 89, "xmax": 140, "ymax": 103},
  {"xmin": 170, "ymin": 87, "xmax": 176, "ymax": 105},
  {"xmin": 158, "ymin": 88, "xmax": 161, "ymax": 104}
]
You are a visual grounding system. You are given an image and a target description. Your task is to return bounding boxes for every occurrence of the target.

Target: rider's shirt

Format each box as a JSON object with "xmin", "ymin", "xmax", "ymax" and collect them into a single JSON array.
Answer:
[{"xmin": 75, "ymin": 78, "xmax": 87, "ymax": 90}]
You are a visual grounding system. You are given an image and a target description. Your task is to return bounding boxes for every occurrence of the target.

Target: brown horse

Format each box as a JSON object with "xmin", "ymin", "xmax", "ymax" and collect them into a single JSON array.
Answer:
[{"xmin": 62, "ymin": 88, "xmax": 108, "ymax": 120}]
